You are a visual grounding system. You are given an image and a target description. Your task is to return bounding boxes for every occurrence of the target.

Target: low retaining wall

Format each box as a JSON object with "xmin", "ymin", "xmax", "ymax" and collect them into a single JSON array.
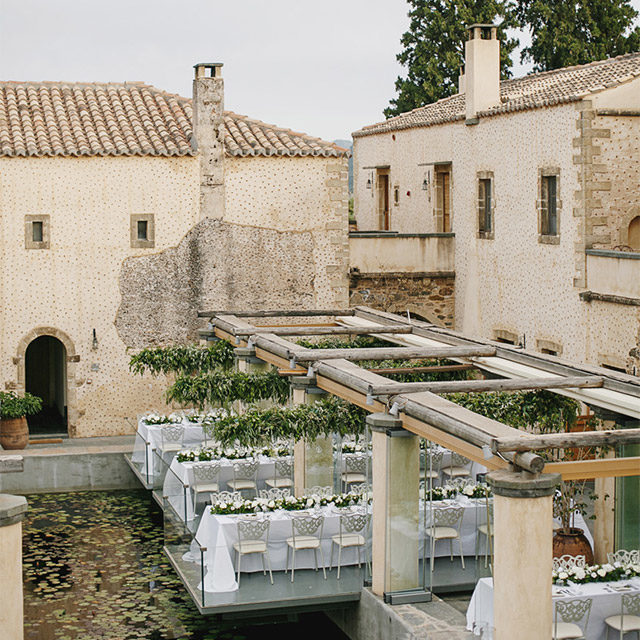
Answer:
[{"xmin": 0, "ymin": 436, "xmax": 138, "ymax": 494}]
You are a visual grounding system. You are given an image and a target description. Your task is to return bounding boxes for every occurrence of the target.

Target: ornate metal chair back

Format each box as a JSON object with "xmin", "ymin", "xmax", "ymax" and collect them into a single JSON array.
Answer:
[
  {"xmin": 161, "ymin": 425, "xmax": 184, "ymax": 445},
  {"xmin": 291, "ymin": 514, "xmax": 324, "ymax": 540},
  {"xmin": 554, "ymin": 598, "xmax": 592, "ymax": 629},
  {"xmin": 305, "ymin": 486, "xmax": 333, "ymax": 498},
  {"xmin": 607, "ymin": 549, "xmax": 640, "ymax": 566},
  {"xmin": 450, "ymin": 452, "xmax": 470, "ymax": 467},
  {"xmin": 233, "ymin": 459, "xmax": 259, "ymax": 480},
  {"xmin": 192, "ymin": 462, "xmax": 220, "ymax": 483},
  {"xmin": 553, "ymin": 554, "xmax": 586, "ymax": 572},
  {"xmin": 433, "ymin": 505, "xmax": 464, "ymax": 528},
  {"xmin": 259, "ymin": 488, "xmax": 291, "ymax": 500},
  {"xmin": 274, "ymin": 457, "xmax": 293, "ymax": 477},
  {"xmin": 237, "ymin": 516, "xmax": 270, "ymax": 542},
  {"xmin": 211, "ymin": 490, "xmax": 242, "ymax": 504},
  {"xmin": 345, "ymin": 454, "xmax": 367, "ymax": 474}
]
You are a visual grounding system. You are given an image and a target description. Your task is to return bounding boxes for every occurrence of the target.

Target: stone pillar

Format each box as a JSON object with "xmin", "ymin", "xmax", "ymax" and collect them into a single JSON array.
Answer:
[
  {"xmin": 487, "ymin": 469, "xmax": 561, "ymax": 640},
  {"xmin": 291, "ymin": 377, "xmax": 332, "ymax": 496},
  {"xmin": 192, "ymin": 62, "xmax": 225, "ymax": 220},
  {"xmin": 0, "ymin": 494, "xmax": 28, "ymax": 640},
  {"xmin": 367, "ymin": 412, "xmax": 420, "ymax": 599},
  {"xmin": 234, "ymin": 347, "xmax": 269, "ymax": 375}
]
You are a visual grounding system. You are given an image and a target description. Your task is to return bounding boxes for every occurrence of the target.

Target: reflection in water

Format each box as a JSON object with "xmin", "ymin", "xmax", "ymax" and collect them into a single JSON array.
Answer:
[{"xmin": 23, "ymin": 491, "xmax": 348, "ymax": 640}]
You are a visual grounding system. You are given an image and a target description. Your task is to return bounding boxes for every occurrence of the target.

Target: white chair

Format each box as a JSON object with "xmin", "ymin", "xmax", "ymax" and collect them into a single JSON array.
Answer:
[
  {"xmin": 259, "ymin": 487, "xmax": 291, "ymax": 500},
  {"xmin": 305, "ymin": 486, "xmax": 334, "ymax": 498},
  {"xmin": 604, "ymin": 593, "xmax": 640, "ymax": 639},
  {"xmin": 441, "ymin": 452, "xmax": 472, "ymax": 480},
  {"xmin": 330, "ymin": 511, "xmax": 370, "ymax": 579},
  {"xmin": 607, "ymin": 549, "xmax": 640, "ymax": 567},
  {"xmin": 233, "ymin": 516, "xmax": 273, "ymax": 586},
  {"xmin": 341, "ymin": 454, "xmax": 367, "ymax": 492},
  {"xmin": 426, "ymin": 505, "xmax": 465, "ymax": 571},
  {"xmin": 475, "ymin": 496, "xmax": 494, "ymax": 569},
  {"xmin": 191, "ymin": 462, "xmax": 220, "ymax": 505},
  {"xmin": 553, "ymin": 555, "xmax": 587, "ymax": 572},
  {"xmin": 553, "ymin": 598, "xmax": 592, "ymax": 640},
  {"xmin": 227, "ymin": 459, "xmax": 259, "ymax": 497},
  {"xmin": 210, "ymin": 490, "xmax": 242, "ymax": 505},
  {"xmin": 422, "ymin": 448, "xmax": 444, "ymax": 487},
  {"xmin": 158, "ymin": 425, "xmax": 184, "ymax": 457},
  {"xmin": 286, "ymin": 514, "xmax": 326, "ymax": 582},
  {"xmin": 264, "ymin": 457, "xmax": 294, "ymax": 490},
  {"xmin": 349, "ymin": 482, "xmax": 371, "ymax": 497}
]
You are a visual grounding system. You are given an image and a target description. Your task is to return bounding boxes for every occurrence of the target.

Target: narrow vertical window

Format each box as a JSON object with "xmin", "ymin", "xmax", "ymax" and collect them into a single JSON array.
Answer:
[
  {"xmin": 32, "ymin": 221, "xmax": 43, "ymax": 243},
  {"xmin": 541, "ymin": 175, "xmax": 557, "ymax": 236},
  {"xmin": 137, "ymin": 220, "xmax": 148, "ymax": 241},
  {"xmin": 478, "ymin": 179, "xmax": 492, "ymax": 233}
]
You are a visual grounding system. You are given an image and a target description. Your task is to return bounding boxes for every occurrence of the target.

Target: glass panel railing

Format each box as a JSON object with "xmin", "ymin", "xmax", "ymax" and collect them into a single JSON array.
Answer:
[{"xmin": 164, "ymin": 462, "xmax": 192, "ymax": 527}]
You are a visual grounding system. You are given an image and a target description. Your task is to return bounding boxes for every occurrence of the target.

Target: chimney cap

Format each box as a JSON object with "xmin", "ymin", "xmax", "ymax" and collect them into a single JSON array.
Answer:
[
  {"xmin": 194, "ymin": 62, "xmax": 224, "ymax": 68},
  {"xmin": 466, "ymin": 23, "xmax": 498, "ymax": 40},
  {"xmin": 467, "ymin": 23, "xmax": 496, "ymax": 29},
  {"xmin": 194, "ymin": 63, "xmax": 224, "ymax": 79}
]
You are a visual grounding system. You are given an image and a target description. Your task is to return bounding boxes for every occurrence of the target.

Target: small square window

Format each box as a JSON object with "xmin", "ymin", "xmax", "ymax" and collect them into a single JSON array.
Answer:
[
  {"xmin": 137, "ymin": 220, "xmax": 148, "ymax": 241},
  {"xmin": 130, "ymin": 214, "xmax": 155, "ymax": 248},
  {"xmin": 32, "ymin": 221, "xmax": 43, "ymax": 242}
]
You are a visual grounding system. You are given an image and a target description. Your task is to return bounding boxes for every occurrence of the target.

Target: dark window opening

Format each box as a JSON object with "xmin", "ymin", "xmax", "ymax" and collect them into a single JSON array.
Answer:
[
  {"xmin": 541, "ymin": 175, "xmax": 558, "ymax": 236},
  {"xmin": 137, "ymin": 220, "xmax": 148, "ymax": 241},
  {"xmin": 601, "ymin": 363, "xmax": 627, "ymax": 374},
  {"xmin": 32, "ymin": 221, "xmax": 43, "ymax": 242},
  {"xmin": 478, "ymin": 179, "xmax": 492, "ymax": 233},
  {"xmin": 541, "ymin": 348, "xmax": 558, "ymax": 356}
]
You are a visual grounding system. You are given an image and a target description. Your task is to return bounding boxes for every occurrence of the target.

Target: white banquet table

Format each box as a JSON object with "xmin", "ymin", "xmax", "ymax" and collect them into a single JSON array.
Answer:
[
  {"xmin": 192, "ymin": 506, "xmax": 368, "ymax": 593},
  {"xmin": 163, "ymin": 456, "xmax": 282, "ymax": 521},
  {"xmin": 466, "ymin": 576, "xmax": 640, "ymax": 639}
]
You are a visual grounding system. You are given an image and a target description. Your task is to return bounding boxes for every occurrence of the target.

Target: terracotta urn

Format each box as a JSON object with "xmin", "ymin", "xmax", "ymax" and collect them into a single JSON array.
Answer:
[
  {"xmin": 0, "ymin": 417, "xmax": 29, "ymax": 450},
  {"xmin": 552, "ymin": 527, "xmax": 594, "ymax": 564}
]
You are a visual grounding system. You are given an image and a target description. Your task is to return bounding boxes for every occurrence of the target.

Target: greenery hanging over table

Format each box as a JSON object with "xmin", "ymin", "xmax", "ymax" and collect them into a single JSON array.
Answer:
[{"xmin": 129, "ymin": 341, "xmax": 235, "ymax": 376}]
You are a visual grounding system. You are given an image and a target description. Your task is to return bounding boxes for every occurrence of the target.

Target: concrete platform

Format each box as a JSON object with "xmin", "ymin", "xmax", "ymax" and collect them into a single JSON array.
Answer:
[{"xmin": 0, "ymin": 435, "xmax": 138, "ymax": 494}]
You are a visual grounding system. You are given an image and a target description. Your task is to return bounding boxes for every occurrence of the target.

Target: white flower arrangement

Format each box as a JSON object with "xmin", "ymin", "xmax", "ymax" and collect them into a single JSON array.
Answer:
[{"xmin": 553, "ymin": 561, "xmax": 640, "ymax": 585}]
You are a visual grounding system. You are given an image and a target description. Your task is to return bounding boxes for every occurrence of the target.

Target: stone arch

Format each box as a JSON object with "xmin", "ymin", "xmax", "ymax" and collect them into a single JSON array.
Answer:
[
  {"xmin": 615, "ymin": 205, "xmax": 640, "ymax": 250},
  {"xmin": 628, "ymin": 215, "xmax": 640, "ymax": 251},
  {"xmin": 15, "ymin": 327, "xmax": 79, "ymax": 437}
]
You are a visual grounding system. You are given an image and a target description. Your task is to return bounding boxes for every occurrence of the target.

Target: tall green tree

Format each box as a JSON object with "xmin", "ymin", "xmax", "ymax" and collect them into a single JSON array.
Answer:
[
  {"xmin": 516, "ymin": 0, "xmax": 640, "ymax": 72},
  {"xmin": 385, "ymin": 0, "xmax": 519, "ymax": 118}
]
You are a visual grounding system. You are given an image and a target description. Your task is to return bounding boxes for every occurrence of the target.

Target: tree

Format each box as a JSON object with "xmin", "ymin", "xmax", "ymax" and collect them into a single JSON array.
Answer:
[
  {"xmin": 516, "ymin": 0, "xmax": 640, "ymax": 72},
  {"xmin": 385, "ymin": 0, "xmax": 519, "ymax": 118}
]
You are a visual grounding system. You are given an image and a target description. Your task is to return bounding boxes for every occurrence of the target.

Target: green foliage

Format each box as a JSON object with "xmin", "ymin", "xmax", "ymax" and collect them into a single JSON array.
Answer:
[
  {"xmin": 516, "ymin": 0, "xmax": 640, "ymax": 72},
  {"xmin": 210, "ymin": 397, "xmax": 367, "ymax": 447},
  {"xmin": 360, "ymin": 358, "xmax": 471, "ymax": 383},
  {"xmin": 446, "ymin": 390, "xmax": 580, "ymax": 433},
  {"xmin": 129, "ymin": 341, "xmax": 235, "ymax": 377},
  {"xmin": 385, "ymin": 0, "xmax": 519, "ymax": 117},
  {"xmin": 0, "ymin": 391, "xmax": 42, "ymax": 419},
  {"xmin": 166, "ymin": 369, "xmax": 290, "ymax": 409},
  {"xmin": 296, "ymin": 336, "xmax": 393, "ymax": 350}
]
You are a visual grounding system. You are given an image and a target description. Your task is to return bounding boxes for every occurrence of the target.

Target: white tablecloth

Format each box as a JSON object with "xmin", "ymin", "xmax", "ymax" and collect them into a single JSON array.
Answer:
[
  {"xmin": 131, "ymin": 422, "xmax": 207, "ymax": 476},
  {"xmin": 193, "ymin": 506, "xmax": 368, "ymax": 592},
  {"xmin": 163, "ymin": 456, "xmax": 282, "ymax": 521},
  {"xmin": 467, "ymin": 576, "xmax": 640, "ymax": 639}
]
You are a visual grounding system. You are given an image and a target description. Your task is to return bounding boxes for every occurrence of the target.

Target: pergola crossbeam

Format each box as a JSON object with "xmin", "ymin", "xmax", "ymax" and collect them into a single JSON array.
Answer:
[
  {"xmin": 369, "ymin": 375, "xmax": 604, "ymax": 396},
  {"xmin": 289, "ymin": 345, "xmax": 496, "ymax": 363},
  {"xmin": 228, "ymin": 324, "xmax": 413, "ymax": 337},
  {"xmin": 198, "ymin": 309, "xmax": 356, "ymax": 318},
  {"xmin": 492, "ymin": 427, "xmax": 640, "ymax": 452}
]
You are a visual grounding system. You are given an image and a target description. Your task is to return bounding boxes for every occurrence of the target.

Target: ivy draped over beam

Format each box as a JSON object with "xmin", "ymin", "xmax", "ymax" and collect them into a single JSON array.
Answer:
[
  {"xmin": 128, "ymin": 341, "xmax": 235, "ymax": 377},
  {"xmin": 166, "ymin": 369, "xmax": 290, "ymax": 408},
  {"xmin": 209, "ymin": 397, "xmax": 367, "ymax": 447}
]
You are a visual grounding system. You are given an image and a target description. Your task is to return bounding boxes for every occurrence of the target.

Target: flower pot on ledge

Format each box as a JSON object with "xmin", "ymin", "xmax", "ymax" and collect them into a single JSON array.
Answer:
[
  {"xmin": 553, "ymin": 527, "xmax": 594, "ymax": 564},
  {"xmin": 0, "ymin": 417, "xmax": 29, "ymax": 450}
]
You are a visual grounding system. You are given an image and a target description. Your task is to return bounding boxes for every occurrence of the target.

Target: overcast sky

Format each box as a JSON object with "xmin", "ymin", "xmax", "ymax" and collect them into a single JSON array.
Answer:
[{"xmin": 1, "ymin": 0, "xmax": 639, "ymax": 142}]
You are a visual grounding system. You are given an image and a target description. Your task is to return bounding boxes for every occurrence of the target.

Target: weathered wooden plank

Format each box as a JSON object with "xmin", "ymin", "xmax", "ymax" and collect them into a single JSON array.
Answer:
[
  {"xmin": 198, "ymin": 309, "xmax": 355, "ymax": 318},
  {"xmin": 293, "ymin": 345, "xmax": 496, "ymax": 363},
  {"xmin": 545, "ymin": 457, "xmax": 640, "ymax": 480},
  {"xmin": 231, "ymin": 325, "xmax": 413, "ymax": 337},
  {"xmin": 367, "ymin": 364, "xmax": 475, "ymax": 375},
  {"xmin": 368, "ymin": 375, "xmax": 604, "ymax": 396},
  {"xmin": 492, "ymin": 428, "xmax": 640, "ymax": 453}
]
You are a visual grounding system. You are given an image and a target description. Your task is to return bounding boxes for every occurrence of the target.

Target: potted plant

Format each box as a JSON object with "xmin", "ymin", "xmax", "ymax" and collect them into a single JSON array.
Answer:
[
  {"xmin": 0, "ymin": 391, "xmax": 42, "ymax": 450},
  {"xmin": 553, "ymin": 478, "xmax": 595, "ymax": 564}
]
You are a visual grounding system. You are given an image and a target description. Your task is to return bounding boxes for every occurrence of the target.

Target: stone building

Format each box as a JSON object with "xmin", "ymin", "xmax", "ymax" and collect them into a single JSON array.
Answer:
[
  {"xmin": 0, "ymin": 63, "xmax": 349, "ymax": 437},
  {"xmin": 351, "ymin": 26, "xmax": 640, "ymax": 375}
]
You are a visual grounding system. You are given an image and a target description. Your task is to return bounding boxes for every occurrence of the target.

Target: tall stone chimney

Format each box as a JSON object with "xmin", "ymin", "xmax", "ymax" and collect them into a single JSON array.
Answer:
[
  {"xmin": 464, "ymin": 24, "xmax": 501, "ymax": 122},
  {"xmin": 192, "ymin": 63, "xmax": 225, "ymax": 219}
]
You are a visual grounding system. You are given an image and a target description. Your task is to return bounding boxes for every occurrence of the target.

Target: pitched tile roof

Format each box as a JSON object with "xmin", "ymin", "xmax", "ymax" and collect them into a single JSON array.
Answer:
[
  {"xmin": 0, "ymin": 81, "xmax": 348, "ymax": 158},
  {"xmin": 354, "ymin": 52, "xmax": 640, "ymax": 137}
]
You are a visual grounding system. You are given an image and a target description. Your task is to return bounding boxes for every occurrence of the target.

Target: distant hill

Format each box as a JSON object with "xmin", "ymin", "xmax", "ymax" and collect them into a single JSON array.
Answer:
[{"xmin": 333, "ymin": 139, "xmax": 353, "ymax": 194}]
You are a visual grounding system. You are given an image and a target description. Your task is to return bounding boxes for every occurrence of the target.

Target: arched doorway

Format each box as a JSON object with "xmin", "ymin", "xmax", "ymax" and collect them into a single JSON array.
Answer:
[
  {"xmin": 25, "ymin": 336, "xmax": 68, "ymax": 435},
  {"xmin": 628, "ymin": 216, "xmax": 640, "ymax": 251}
]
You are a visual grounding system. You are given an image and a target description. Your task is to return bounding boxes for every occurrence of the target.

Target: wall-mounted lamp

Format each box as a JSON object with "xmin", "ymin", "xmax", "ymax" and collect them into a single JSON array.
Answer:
[
  {"xmin": 422, "ymin": 175, "xmax": 430, "ymax": 190},
  {"xmin": 366, "ymin": 175, "xmax": 372, "ymax": 189},
  {"xmin": 92, "ymin": 328, "xmax": 98, "ymax": 350}
]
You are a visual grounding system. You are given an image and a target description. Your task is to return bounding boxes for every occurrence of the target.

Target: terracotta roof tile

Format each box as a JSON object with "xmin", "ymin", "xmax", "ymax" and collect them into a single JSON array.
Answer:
[
  {"xmin": 354, "ymin": 52, "xmax": 640, "ymax": 137},
  {"xmin": 0, "ymin": 81, "xmax": 348, "ymax": 158}
]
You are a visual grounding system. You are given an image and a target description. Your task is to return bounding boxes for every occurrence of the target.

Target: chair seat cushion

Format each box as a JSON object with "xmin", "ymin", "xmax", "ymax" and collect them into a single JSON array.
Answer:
[
  {"xmin": 342, "ymin": 472, "xmax": 367, "ymax": 483},
  {"xmin": 286, "ymin": 535, "xmax": 320, "ymax": 549},
  {"xmin": 422, "ymin": 470, "xmax": 439, "ymax": 479},
  {"xmin": 227, "ymin": 480, "xmax": 257, "ymax": 490},
  {"xmin": 427, "ymin": 526, "xmax": 459, "ymax": 540},
  {"xmin": 233, "ymin": 540, "xmax": 267, "ymax": 554},
  {"xmin": 265, "ymin": 478, "xmax": 294, "ymax": 488},
  {"xmin": 194, "ymin": 482, "xmax": 219, "ymax": 494},
  {"xmin": 442, "ymin": 468, "xmax": 471, "ymax": 477},
  {"xmin": 604, "ymin": 614, "xmax": 640, "ymax": 632},
  {"xmin": 160, "ymin": 443, "xmax": 182, "ymax": 452},
  {"xmin": 332, "ymin": 533, "xmax": 365, "ymax": 547},
  {"xmin": 552, "ymin": 621, "xmax": 585, "ymax": 639},
  {"xmin": 477, "ymin": 524, "xmax": 493, "ymax": 536}
]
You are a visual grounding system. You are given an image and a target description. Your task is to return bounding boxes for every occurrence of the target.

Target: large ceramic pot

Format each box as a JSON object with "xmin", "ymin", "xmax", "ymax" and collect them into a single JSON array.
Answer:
[
  {"xmin": 0, "ymin": 417, "xmax": 29, "ymax": 450},
  {"xmin": 553, "ymin": 527, "xmax": 594, "ymax": 564}
]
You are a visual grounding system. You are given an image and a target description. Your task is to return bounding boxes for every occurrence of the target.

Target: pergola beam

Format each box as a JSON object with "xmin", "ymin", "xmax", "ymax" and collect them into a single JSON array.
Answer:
[
  {"xmin": 367, "ymin": 364, "xmax": 475, "ymax": 375},
  {"xmin": 228, "ymin": 324, "xmax": 413, "ymax": 337},
  {"xmin": 198, "ymin": 308, "xmax": 355, "ymax": 318},
  {"xmin": 492, "ymin": 427, "xmax": 640, "ymax": 453},
  {"xmin": 290, "ymin": 345, "xmax": 497, "ymax": 363},
  {"xmin": 369, "ymin": 375, "xmax": 604, "ymax": 396}
]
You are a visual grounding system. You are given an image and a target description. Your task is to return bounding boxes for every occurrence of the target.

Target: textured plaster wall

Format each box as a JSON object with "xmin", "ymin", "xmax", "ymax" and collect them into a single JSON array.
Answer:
[
  {"xmin": 353, "ymin": 91, "xmax": 639, "ymax": 371},
  {"xmin": 0, "ymin": 156, "xmax": 199, "ymax": 437}
]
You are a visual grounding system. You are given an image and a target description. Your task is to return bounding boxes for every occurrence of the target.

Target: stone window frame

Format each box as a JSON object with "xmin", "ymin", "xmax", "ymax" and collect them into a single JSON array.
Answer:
[
  {"xmin": 536, "ymin": 338, "xmax": 563, "ymax": 357},
  {"xmin": 477, "ymin": 170, "xmax": 495, "ymax": 239},
  {"xmin": 25, "ymin": 215, "xmax": 50, "ymax": 250},
  {"xmin": 537, "ymin": 167, "xmax": 561, "ymax": 245},
  {"xmin": 493, "ymin": 328, "xmax": 519, "ymax": 345},
  {"xmin": 130, "ymin": 213, "xmax": 155, "ymax": 249}
]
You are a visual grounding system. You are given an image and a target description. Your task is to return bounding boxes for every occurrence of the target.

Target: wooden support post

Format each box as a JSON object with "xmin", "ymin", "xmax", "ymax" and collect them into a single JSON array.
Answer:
[
  {"xmin": 487, "ymin": 470, "xmax": 561, "ymax": 640},
  {"xmin": 594, "ymin": 419, "xmax": 616, "ymax": 563},
  {"xmin": 368, "ymin": 413, "xmax": 420, "ymax": 599}
]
